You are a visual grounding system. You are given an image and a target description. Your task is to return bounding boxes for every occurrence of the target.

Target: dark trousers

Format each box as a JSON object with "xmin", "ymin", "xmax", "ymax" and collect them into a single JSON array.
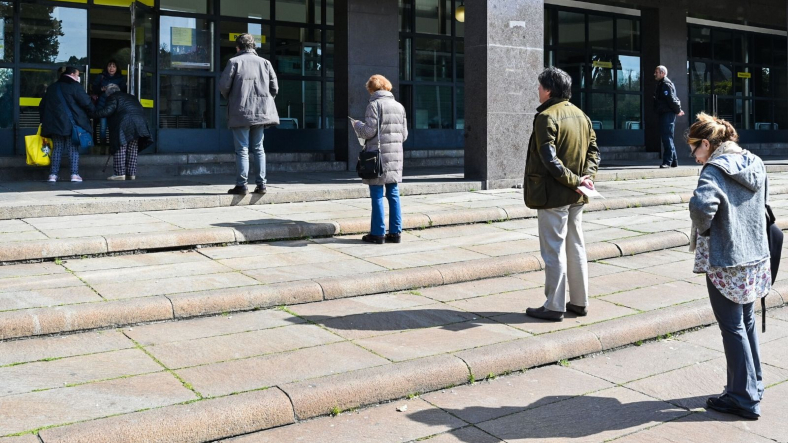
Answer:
[
  {"xmin": 660, "ymin": 112, "xmax": 677, "ymax": 166},
  {"xmin": 706, "ymin": 276, "xmax": 763, "ymax": 415}
]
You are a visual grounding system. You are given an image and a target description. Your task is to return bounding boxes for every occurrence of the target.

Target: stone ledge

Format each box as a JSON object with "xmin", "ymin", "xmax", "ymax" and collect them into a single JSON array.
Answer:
[
  {"xmin": 0, "ymin": 237, "xmax": 108, "ymax": 262},
  {"xmin": 317, "ymin": 268, "xmax": 445, "ymax": 300},
  {"xmin": 611, "ymin": 231, "xmax": 689, "ymax": 256}
]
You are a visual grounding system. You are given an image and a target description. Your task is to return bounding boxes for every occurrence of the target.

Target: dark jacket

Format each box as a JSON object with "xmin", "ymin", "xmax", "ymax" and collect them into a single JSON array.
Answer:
[
  {"xmin": 39, "ymin": 76, "xmax": 95, "ymax": 138},
  {"xmin": 524, "ymin": 98, "xmax": 601, "ymax": 210},
  {"xmin": 219, "ymin": 49, "xmax": 279, "ymax": 128},
  {"xmin": 92, "ymin": 70, "xmax": 127, "ymax": 109},
  {"xmin": 92, "ymin": 92, "xmax": 152, "ymax": 154},
  {"xmin": 653, "ymin": 77, "xmax": 682, "ymax": 115},
  {"xmin": 353, "ymin": 91, "xmax": 409, "ymax": 186}
]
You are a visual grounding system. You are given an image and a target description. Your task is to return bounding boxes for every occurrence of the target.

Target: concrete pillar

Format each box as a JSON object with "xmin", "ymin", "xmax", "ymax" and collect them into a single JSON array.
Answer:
[
  {"xmin": 642, "ymin": 3, "xmax": 690, "ymax": 159},
  {"xmin": 333, "ymin": 0, "xmax": 399, "ymax": 167},
  {"xmin": 464, "ymin": 0, "xmax": 544, "ymax": 189}
]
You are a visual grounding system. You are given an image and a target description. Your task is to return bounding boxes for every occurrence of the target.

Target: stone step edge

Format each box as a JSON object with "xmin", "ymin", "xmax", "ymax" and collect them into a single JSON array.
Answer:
[
  {"xmin": 33, "ymin": 280, "xmax": 788, "ymax": 442},
  {"xmin": 0, "ymin": 190, "xmax": 708, "ymax": 263},
  {"xmin": 0, "ymin": 230, "xmax": 690, "ymax": 340}
]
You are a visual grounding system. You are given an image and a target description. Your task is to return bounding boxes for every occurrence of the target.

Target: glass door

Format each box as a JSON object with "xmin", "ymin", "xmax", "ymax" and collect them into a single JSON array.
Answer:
[{"xmin": 130, "ymin": 1, "xmax": 157, "ymax": 150}]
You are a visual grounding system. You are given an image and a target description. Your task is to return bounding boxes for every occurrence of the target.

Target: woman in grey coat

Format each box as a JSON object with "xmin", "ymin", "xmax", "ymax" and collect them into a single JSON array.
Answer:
[
  {"xmin": 352, "ymin": 75, "xmax": 408, "ymax": 244},
  {"xmin": 688, "ymin": 113, "xmax": 771, "ymax": 420}
]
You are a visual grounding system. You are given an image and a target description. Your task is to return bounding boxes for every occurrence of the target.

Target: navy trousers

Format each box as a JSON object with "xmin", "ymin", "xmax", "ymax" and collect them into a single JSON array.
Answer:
[{"xmin": 660, "ymin": 112, "xmax": 677, "ymax": 166}]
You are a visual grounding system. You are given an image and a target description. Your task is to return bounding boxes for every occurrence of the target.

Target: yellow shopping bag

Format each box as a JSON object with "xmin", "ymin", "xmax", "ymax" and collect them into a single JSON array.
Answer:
[{"xmin": 25, "ymin": 125, "xmax": 52, "ymax": 167}]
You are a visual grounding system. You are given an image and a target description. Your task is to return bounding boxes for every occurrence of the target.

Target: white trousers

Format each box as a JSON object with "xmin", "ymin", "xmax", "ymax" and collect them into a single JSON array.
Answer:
[{"xmin": 537, "ymin": 203, "xmax": 589, "ymax": 312}]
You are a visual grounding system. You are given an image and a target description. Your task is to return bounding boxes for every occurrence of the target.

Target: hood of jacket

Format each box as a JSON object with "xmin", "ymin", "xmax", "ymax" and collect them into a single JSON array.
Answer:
[
  {"xmin": 369, "ymin": 90, "xmax": 394, "ymax": 102},
  {"xmin": 706, "ymin": 143, "xmax": 765, "ymax": 193}
]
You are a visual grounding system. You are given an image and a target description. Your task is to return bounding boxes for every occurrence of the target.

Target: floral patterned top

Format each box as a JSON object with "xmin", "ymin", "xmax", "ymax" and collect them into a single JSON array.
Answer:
[{"xmin": 694, "ymin": 232, "xmax": 771, "ymax": 304}]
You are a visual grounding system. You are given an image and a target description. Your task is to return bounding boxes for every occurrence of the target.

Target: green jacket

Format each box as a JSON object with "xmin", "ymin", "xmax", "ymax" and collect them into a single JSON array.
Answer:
[{"xmin": 524, "ymin": 98, "xmax": 601, "ymax": 209}]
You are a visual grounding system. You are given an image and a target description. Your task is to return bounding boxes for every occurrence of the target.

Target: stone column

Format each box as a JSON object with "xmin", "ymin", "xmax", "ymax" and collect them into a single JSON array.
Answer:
[
  {"xmin": 464, "ymin": 0, "xmax": 544, "ymax": 190},
  {"xmin": 642, "ymin": 3, "xmax": 690, "ymax": 160},
  {"xmin": 334, "ymin": 0, "xmax": 399, "ymax": 167}
]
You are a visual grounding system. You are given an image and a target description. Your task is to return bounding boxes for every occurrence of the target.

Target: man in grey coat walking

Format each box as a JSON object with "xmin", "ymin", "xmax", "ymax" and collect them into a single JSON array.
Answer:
[{"xmin": 219, "ymin": 34, "xmax": 279, "ymax": 195}]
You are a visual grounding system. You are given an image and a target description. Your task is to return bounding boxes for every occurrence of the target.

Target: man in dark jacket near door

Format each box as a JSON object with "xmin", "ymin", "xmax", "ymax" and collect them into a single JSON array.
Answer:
[
  {"xmin": 219, "ymin": 33, "xmax": 279, "ymax": 196},
  {"xmin": 653, "ymin": 65, "xmax": 685, "ymax": 168},
  {"xmin": 524, "ymin": 67, "xmax": 601, "ymax": 322}
]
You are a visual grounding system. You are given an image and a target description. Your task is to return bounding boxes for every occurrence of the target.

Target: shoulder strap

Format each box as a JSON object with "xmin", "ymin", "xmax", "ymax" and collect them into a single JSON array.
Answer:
[
  {"xmin": 377, "ymin": 102, "xmax": 382, "ymax": 151},
  {"xmin": 55, "ymin": 83, "xmax": 77, "ymax": 126}
]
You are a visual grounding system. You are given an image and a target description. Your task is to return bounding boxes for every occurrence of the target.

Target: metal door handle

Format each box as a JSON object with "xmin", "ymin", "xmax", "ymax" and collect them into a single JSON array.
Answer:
[
  {"xmin": 137, "ymin": 63, "xmax": 143, "ymax": 100},
  {"xmin": 84, "ymin": 64, "xmax": 89, "ymax": 93},
  {"xmin": 127, "ymin": 65, "xmax": 131, "ymax": 93}
]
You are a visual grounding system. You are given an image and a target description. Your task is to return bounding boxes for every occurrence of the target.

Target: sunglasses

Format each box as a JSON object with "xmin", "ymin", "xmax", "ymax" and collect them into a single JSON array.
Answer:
[{"xmin": 689, "ymin": 139, "xmax": 704, "ymax": 157}]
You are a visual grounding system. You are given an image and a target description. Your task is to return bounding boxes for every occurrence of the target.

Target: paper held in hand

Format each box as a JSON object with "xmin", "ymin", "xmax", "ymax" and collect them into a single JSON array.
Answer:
[
  {"xmin": 577, "ymin": 185, "xmax": 604, "ymax": 199},
  {"xmin": 348, "ymin": 117, "xmax": 366, "ymax": 147}
]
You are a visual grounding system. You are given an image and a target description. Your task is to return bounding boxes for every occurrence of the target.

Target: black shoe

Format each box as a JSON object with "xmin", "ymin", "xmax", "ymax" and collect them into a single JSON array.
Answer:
[
  {"xmin": 525, "ymin": 306, "xmax": 564, "ymax": 322},
  {"xmin": 671, "ymin": 162, "xmax": 678, "ymax": 168},
  {"xmin": 660, "ymin": 164, "xmax": 669, "ymax": 169},
  {"xmin": 706, "ymin": 396, "xmax": 759, "ymax": 420},
  {"xmin": 386, "ymin": 233, "xmax": 402, "ymax": 244},
  {"xmin": 227, "ymin": 185, "xmax": 248, "ymax": 195},
  {"xmin": 253, "ymin": 185, "xmax": 267, "ymax": 195},
  {"xmin": 566, "ymin": 303, "xmax": 588, "ymax": 316},
  {"xmin": 362, "ymin": 234, "xmax": 385, "ymax": 244}
]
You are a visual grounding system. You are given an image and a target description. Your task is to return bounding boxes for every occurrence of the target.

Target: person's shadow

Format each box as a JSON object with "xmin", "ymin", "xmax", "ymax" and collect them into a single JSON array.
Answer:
[{"xmin": 408, "ymin": 395, "xmax": 719, "ymax": 442}]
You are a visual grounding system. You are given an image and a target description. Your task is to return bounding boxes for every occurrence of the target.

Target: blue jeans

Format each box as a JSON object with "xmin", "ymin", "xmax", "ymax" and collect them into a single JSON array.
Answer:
[
  {"xmin": 660, "ymin": 112, "xmax": 677, "ymax": 166},
  {"xmin": 232, "ymin": 125, "xmax": 266, "ymax": 186},
  {"xmin": 99, "ymin": 118, "xmax": 108, "ymax": 142},
  {"xmin": 706, "ymin": 276, "xmax": 763, "ymax": 415},
  {"xmin": 369, "ymin": 183, "xmax": 402, "ymax": 236}
]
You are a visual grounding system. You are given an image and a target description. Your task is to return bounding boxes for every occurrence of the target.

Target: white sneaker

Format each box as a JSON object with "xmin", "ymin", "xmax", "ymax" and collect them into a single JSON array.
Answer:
[
  {"xmin": 107, "ymin": 175, "xmax": 126, "ymax": 181},
  {"xmin": 47, "ymin": 175, "xmax": 57, "ymax": 183},
  {"xmin": 70, "ymin": 174, "xmax": 83, "ymax": 183}
]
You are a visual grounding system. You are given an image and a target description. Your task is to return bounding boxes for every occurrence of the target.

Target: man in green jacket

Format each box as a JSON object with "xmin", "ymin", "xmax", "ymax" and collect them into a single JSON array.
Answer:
[{"xmin": 524, "ymin": 67, "xmax": 601, "ymax": 321}]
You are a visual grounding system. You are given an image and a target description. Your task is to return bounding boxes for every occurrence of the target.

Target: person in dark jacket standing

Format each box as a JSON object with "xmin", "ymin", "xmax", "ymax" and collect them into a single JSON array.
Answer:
[
  {"xmin": 39, "ymin": 66, "xmax": 94, "ymax": 183},
  {"xmin": 524, "ymin": 67, "xmax": 601, "ymax": 322},
  {"xmin": 92, "ymin": 84, "xmax": 152, "ymax": 180},
  {"xmin": 653, "ymin": 65, "xmax": 685, "ymax": 168},
  {"xmin": 219, "ymin": 34, "xmax": 279, "ymax": 196},
  {"xmin": 92, "ymin": 60, "xmax": 127, "ymax": 148}
]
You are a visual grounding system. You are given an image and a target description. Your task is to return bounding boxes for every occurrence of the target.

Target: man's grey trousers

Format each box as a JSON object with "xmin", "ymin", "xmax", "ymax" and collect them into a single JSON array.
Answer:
[{"xmin": 537, "ymin": 203, "xmax": 589, "ymax": 312}]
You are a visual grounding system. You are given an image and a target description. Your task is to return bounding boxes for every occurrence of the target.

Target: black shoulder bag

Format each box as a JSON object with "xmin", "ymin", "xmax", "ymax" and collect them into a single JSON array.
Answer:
[
  {"xmin": 763, "ymin": 203, "xmax": 783, "ymax": 332},
  {"xmin": 355, "ymin": 103, "xmax": 384, "ymax": 180}
]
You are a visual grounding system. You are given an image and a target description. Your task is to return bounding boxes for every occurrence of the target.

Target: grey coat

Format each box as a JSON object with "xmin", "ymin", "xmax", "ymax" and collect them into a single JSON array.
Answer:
[
  {"xmin": 219, "ymin": 50, "xmax": 280, "ymax": 128},
  {"xmin": 689, "ymin": 147, "xmax": 769, "ymax": 268},
  {"xmin": 354, "ymin": 91, "xmax": 408, "ymax": 186}
]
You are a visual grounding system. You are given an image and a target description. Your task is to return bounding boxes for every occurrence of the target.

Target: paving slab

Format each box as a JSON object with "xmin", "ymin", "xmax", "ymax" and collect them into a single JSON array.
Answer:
[
  {"xmin": 0, "ymin": 286, "xmax": 102, "ymax": 311},
  {"xmin": 491, "ymin": 299, "xmax": 638, "ymax": 335},
  {"xmin": 0, "ymin": 330, "xmax": 132, "ymax": 367},
  {"xmin": 769, "ymin": 306, "xmax": 788, "ymax": 322},
  {"xmin": 418, "ymin": 277, "xmax": 538, "ymax": 302},
  {"xmin": 462, "ymin": 238, "xmax": 542, "ymax": 257},
  {"xmin": 588, "ymin": 270, "xmax": 676, "ymax": 297},
  {"xmin": 242, "ymin": 259, "xmax": 386, "ymax": 284},
  {"xmin": 61, "ymin": 250, "xmax": 206, "ymax": 272},
  {"xmin": 216, "ymin": 248, "xmax": 350, "ymax": 271},
  {"xmin": 760, "ymin": 337, "xmax": 788, "ymax": 370},
  {"xmin": 709, "ymin": 380, "xmax": 788, "ymax": 443},
  {"xmin": 679, "ymin": 319, "xmax": 788, "ymax": 352},
  {"xmin": 289, "ymin": 292, "xmax": 432, "ymax": 318},
  {"xmin": 599, "ymin": 280, "xmax": 708, "ymax": 311},
  {"xmin": 0, "ymin": 262, "xmax": 65, "ymax": 278},
  {"xmin": 613, "ymin": 413, "xmax": 775, "ymax": 443},
  {"xmin": 92, "ymin": 272, "xmax": 260, "ymax": 299},
  {"xmin": 75, "ymin": 260, "xmax": 232, "ymax": 285},
  {"xmin": 365, "ymin": 248, "xmax": 489, "ymax": 270},
  {"xmin": 417, "ymin": 427, "xmax": 502, "ymax": 443},
  {"xmin": 0, "ymin": 274, "xmax": 85, "ymax": 293}
]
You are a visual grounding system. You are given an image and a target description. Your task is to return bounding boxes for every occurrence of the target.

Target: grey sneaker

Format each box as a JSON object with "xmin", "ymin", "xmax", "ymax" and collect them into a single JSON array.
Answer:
[{"xmin": 107, "ymin": 175, "xmax": 126, "ymax": 181}]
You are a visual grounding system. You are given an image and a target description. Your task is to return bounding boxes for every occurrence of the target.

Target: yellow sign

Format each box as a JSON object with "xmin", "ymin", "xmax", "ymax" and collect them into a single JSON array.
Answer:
[
  {"xmin": 140, "ymin": 99, "xmax": 154, "ymax": 108},
  {"xmin": 171, "ymin": 27, "xmax": 193, "ymax": 46},
  {"xmin": 19, "ymin": 97, "xmax": 42, "ymax": 107},
  {"xmin": 592, "ymin": 60, "xmax": 613, "ymax": 69},
  {"xmin": 737, "ymin": 72, "xmax": 752, "ymax": 79},
  {"xmin": 229, "ymin": 33, "xmax": 266, "ymax": 44}
]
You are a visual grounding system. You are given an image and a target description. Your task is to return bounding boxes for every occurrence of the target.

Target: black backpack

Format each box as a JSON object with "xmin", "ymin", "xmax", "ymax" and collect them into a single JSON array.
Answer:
[{"xmin": 764, "ymin": 204, "xmax": 783, "ymax": 332}]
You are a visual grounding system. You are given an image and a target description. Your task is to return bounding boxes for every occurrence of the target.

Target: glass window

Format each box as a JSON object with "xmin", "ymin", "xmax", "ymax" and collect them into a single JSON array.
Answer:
[
  {"xmin": 735, "ymin": 99, "xmax": 753, "ymax": 130},
  {"xmin": 414, "ymin": 38, "xmax": 452, "ymax": 82},
  {"xmin": 326, "ymin": 0, "xmax": 334, "ymax": 26},
  {"xmin": 617, "ymin": 94, "xmax": 641, "ymax": 130},
  {"xmin": 588, "ymin": 15, "xmax": 613, "ymax": 50},
  {"xmin": 276, "ymin": 80, "xmax": 321, "ymax": 129},
  {"xmin": 753, "ymin": 100, "xmax": 772, "ymax": 128},
  {"xmin": 557, "ymin": 51, "xmax": 585, "ymax": 89},
  {"xmin": 414, "ymin": 85, "xmax": 451, "ymax": 129},
  {"xmin": 569, "ymin": 91, "xmax": 584, "ymax": 111},
  {"xmin": 774, "ymin": 36, "xmax": 787, "ymax": 65},
  {"xmin": 159, "ymin": 17, "xmax": 215, "ymax": 71},
  {"xmin": 161, "ymin": 0, "xmax": 209, "ymax": 14},
  {"xmin": 734, "ymin": 66, "xmax": 751, "ymax": 97},
  {"xmin": 275, "ymin": 27, "xmax": 322, "ymax": 76},
  {"xmin": 0, "ymin": 68, "xmax": 12, "ymax": 129},
  {"xmin": 775, "ymin": 100, "xmax": 787, "ymax": 130},
  {"xmin": 95, "ymin": 0, "xmax": 153, "ymax": 6},
  {"xmin": 587, "ymin": 93, "xmax": 613, "ymax": 130},
  {"xmin": 752, "ymin": 67, "xmax": 770, "ymax": 97},
  {"xmin": 325, "ymin": 81, "xmax": 334, "ymax": 128},
  {"xmin": 219, "ymin": 22, "xmax": 271, "ymax": 69},
  {"xmin": 415, "ymin": 0, "xmax": 451, "ymax": 35},
  {"xmin": 1, "ymin": 2, "xmax": 12, "ymax": 62},
  {"xmin": 713, "ymin": 64, "xmax": 733, "ymax": 96},
  {"xmin": 545, "ymin": 50, "xmax": 555, "ymax": 68},
  {"xmin": 617, "ymin": 18, "xmax": 640, "ymax": 52},
  {"xmin": 691, "ymin": 96, "xmax": 710, "ymax": 119},
  {"xmin": 734, "ymin": 33, "xmax": 750, "ymax": 64},
  {"xmin": 454, "ymin": 0, "xmax": 463, "ymax": 37},
  {"xmin": 558, "ymin": 11, "xmax": 585, "ymax": 49},
  {"xmin": 326, "ymin": 30, "xmax": 334, "ymax": 78},
  {"xmin": 159, "ymin": 76, "xmax": 214, "ymax": 129},
  {"xmin": 690, "ymin": 27, "xmax": 712, "ymax": 59},
  {"xmin": 456, "ymin": 85, "xmax": 464, "ymax": 129},
  {"xmin": 616, "ymin": 55, "xmax": 640, "ymax": 91},
  {"xmin": 222, "ymin": 0, "xmax": 270, "ymax": 19},
  {"xmin": 20, "ymin": 5, "xmax": 88, "ymax": 65},
  {"xmin": 717, "ymin": 97, "xmax": 734, "ymax": 122},
  {"xmin": 400, "ymin": 37, "xmax": 412, "ymax": 81},
  {"xmin": 455, "ymin": 40, "xmax": 464, "ymax": 81},
  {"xmin": 690, "ymin": 62, "xmax": 711, "ymax": 94},
  {"xmin": 277, "ymin": 0, "xmax": 321, "ymax": 25},
  {"xmin": 544, "ymin": 9, "xmax": 553, "ymax": 47},
  {"xmin": 753, "ymin": 34, "xmax": 772, "ymax": 65},
  {"xmin": 714, "ymin": 30, "xmax": 734, "ymax": 61},
  {"xmin": 774, "ymin": 69, "xmax": 787, "ymax": 99},
  {"xmin": 399, "ymin": 84, "xmax": 412, "ymax": 128},
  {"xmin": 399, "ymin": 0, "xmax": 412, "ymax": 32},
  {"xmin": 18, "ymin": 69, "xmax": 59, "ymax": 128},
  {"xmin": 590, "ymin": 54, "xmax": 614, "ymax": 89}
]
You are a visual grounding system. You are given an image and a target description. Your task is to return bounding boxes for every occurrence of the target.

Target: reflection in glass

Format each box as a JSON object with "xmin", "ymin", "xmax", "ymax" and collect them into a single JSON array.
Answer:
[
  {"xmin": 159, "ymin": 76, "xmax": 214, "ymax": 129},
  {"xmin": 277, "ymin": 0, "xmax": 320, "ymax": 25},
  {"xmin": 161, "ymin": 0, "xmax": 208, "ymax": 14},
  {"xmin": 219, "ymin": 22, "xmax": 271, "ymax": 68},
  {"xmin": 400, "ymin": 37, "xmax": 412, "ymax": 81},
  {"xmin": 587, "ymin": 93, "xmax": 613, "ymax": 130},
  {"xmin": 414, "ymin": 38, "xmax": 452, "ymax": 82},
  {"xmin": 326, "ymin": 30, "xmax": 334, "ymax": 78},
  {"xmin": 734, "ymin": 34, "xmax": 750, "ymax": 64},
  {"xmin": 1, "ymin": 2, "xmax": 12, "ymax": 62},
  {"xmin": 399, "ymin": 0, "xmax": 412, "ymax": 32},
  {"xmin": 544, "ymin": 9, "xmax": 553, "ymax": 46},
  {"xmin": 691, "ymin": 62, "xmax": 710, "ymax": 94},
  {"xmin": 734, "ymin": 66, "xmax": 750, "ymax": 97},
  {"xmin": 455, "ymin": 0, "xmax": 464, "ymax": 37},
  {"xmin": 221, "ymin": 0, "xmax": 270, "ymax": 19},
  {"xmin": 326, "ymin": 0, "xmax": 335, "ymax": 26},
  {"xmin": 753, "ymin": 34, "xmax": 772, "ymax": 64},
  {"xmin": 557, "ymin": 51, "xmax": 585, "ymax": 89},
  {"xmin": 570, "ymin": 92, "xmax": 584, "ymax": 111},
  {"xmin": 616, "ymin": 55, "xmax": 640, "ymax": 91},
  {"xmin": 735, "ymin": 99, "xmax": 752, "ymax": 130},
  {"xmin": 0, "ymin": 68, "xmax": 12, "ymax": 129},
  {"xmin": 325, "ymin": 81, "xmax": 334, "ymax": 128},
  {"xmin": 456, "ymin": 86, "xmax": 464, "ymax": 129},
  {"xmin": 775, "ymin": 36, "xmax": 788, "ymax": 64},
  {"xmin": 159, "ymin": 17, "xmax": 214, "ymax": 71},
  {"xmin": 558, "ymin": 11, "xmax": 585, "ymax": 48},
  {"xmin": 456, "ymin": 40, "xmax": 464, "ymax": 81},
  {"xmin": 276, "ymin": 80, "xmax": 321, "ymax": 129},
  {"xmin": 690, "ymin": 27, "xmax": 711, "ymax": 59},
  {"xmin": 590, "ymin": 54, "xmax": 614, "ymax": 89},
  {"xmin": 617, "ymin": 19, "xmax": 640, "ymax": 52},
  {"xmin": 399, "ymin": 84, "xmax": 412, "ymax": 129},
  {"xmin": 588, "ymin": 15, "xmax": 613, "ymax": 50},
  {"xmin": 415, "ymin": 0, "xmax": 451, "ymax": 35},
  {"xmin": 775, "ymin": 100, "xmax": 786, "ymax": 130},
  {"xmin": 713, "ymin": 64, "xmax": 733, "ymax": 95},
  {"xmin": 752, "ymin": 67, "xmax": 770, "ymax": 97},
  {"xmin": 753, "ymin": 100, "xmax": 772, "ymax": 129},
  {"xmin": 616, "ymin": 94, "xmax": 641, "ymax": 130},
  {"xmin": 774, "ymin": 69, "xmax": 787, "ymax": 99},
  {"xmin": 276, "ymin": 27, "xmax": 322, "ymax": 76},
  {"xmin": 717, "ymin": 97, "xmax": 734, "ymax": 122},
  {"xmin": 414, "ymin": 85, "xmax": 451, "ymax": 129},
  {"xmin": 19, "ymin": 68, "xmax": 58, "ymax": 128},
  {"xmin": 691, "ymin": 96, "xmax": 711, "ymax": 120},
  {"xmin": 20, "ymin": 5, "xmax": 88, "ymax": 65},
  {"xmin": 714, "ymin": 30, "xmax": 733, "ymax": 62}
]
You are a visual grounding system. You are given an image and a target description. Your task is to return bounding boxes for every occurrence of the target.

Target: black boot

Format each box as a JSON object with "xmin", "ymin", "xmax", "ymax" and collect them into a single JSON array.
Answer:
[
  {"xmin": 385, "ymin": 233, "xmax": 402, "ymax": 243},
  {"xmin": 566, "ymin": 303, "xmax": 588, "ymax": 316},
  {"xmin": 253, "ymin": 185, "xmax": 267, "ymax": 195},
  {"xmin": 362, "ymin": 234, "xmax": 385, "ymax": 244},
  {"xmin": 227, "ymin": 185, "xmax": 248, "ymax": 195},
  {"xmin": 525, "ymin": 307, "xmax": 564, "ymax": 322}
]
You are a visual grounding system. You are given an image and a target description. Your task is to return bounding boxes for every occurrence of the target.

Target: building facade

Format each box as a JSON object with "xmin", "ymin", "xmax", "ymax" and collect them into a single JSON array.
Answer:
[{"xmin": 0, "ymin": 0, "xmax": 786, "ymax": 186}]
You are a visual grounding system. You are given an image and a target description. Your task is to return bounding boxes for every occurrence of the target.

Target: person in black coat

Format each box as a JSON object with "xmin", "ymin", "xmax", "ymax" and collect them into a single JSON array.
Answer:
[
  {"xmin": 39, "ymin": 67, "xmax": 95, "ymax": 183},
  {"xmin": 91, "ymin": 60, "xmax": 127, "ymax": 147},
  {"xmin": 653, "ymin": 65, "xmax": 685, "ymax": 169},
  {"xmin": 92, "ymin": 83, "xmax": 152, "ymax": 180}
]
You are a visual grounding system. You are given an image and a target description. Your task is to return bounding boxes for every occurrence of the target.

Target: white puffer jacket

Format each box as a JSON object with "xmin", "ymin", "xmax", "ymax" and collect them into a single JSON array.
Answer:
[{"xmin": 354, "ymin": 91, "xmax": 408, "ymax": 185}]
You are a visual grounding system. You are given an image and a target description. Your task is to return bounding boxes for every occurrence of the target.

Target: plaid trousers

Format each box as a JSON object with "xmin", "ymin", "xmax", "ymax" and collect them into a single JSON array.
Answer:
[
  {"xmin": 50, "ymin": 136, "xmax": 79, "ymax": 176},
  {"xmin": 114, "ymin": 139, "xmax": 139, "ymax": 177}
]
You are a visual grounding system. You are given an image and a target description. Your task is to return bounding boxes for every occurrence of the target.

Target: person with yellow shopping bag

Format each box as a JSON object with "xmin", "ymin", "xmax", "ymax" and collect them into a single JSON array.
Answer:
[{"xmin": 25, "ymin": 125, "xmax": 52, "ymax": 167}]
